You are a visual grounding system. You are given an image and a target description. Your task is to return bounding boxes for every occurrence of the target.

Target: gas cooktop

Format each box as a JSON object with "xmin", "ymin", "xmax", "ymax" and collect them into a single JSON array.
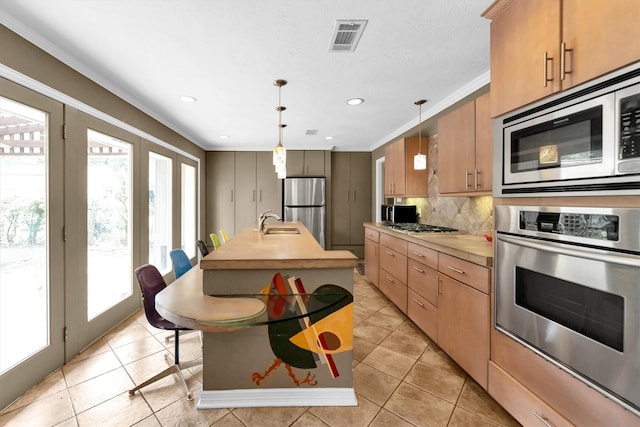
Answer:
[{"xmin": 387, "ymin": 222, "xmax": 458, "ymax": 233}]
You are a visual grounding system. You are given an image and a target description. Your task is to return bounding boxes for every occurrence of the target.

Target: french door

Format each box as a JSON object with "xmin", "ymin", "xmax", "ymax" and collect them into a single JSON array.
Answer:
[
  {"xmin": 0, "ymin": 78, "xmax": 65, "ymax": 408},
  {"xmin": 64, "ymin": 107, "xmax": 141, "ymax": 358}
]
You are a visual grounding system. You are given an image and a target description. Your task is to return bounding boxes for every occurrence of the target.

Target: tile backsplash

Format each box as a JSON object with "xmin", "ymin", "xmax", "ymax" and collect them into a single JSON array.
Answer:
[{"xmin": 401, "ymin": 134, "xmax": 494, "ymax": 235}]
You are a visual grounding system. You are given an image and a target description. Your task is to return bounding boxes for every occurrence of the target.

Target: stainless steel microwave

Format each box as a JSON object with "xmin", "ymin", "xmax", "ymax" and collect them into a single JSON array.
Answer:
[{"xmin": 494, "ymin": 63, "xmax": 640, "ymax": 196}]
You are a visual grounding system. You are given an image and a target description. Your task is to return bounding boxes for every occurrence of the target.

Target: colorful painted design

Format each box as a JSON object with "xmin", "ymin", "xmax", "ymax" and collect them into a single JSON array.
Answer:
[{"xmin": 251, "ymin": 273, "xmax": 354, "ymax": 386}]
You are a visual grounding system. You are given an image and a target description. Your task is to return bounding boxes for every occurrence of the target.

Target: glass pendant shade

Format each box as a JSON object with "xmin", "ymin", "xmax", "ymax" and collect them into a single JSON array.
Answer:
[
  {"xmin": 273, "ymin": 79, "xmax": 288, "ymax": 177},
  {"xmin": 413, "ymin": 98, "xmax": 427, "ymax": 171},
  {"xmin": 414, "ymin": 152, "xmax": 427, "ymax": 170}
]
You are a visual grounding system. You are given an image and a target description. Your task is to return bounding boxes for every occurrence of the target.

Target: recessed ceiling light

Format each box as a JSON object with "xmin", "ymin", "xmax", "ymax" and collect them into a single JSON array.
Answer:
[
  {"xmin": 219, "ymin": 135, "xmax": 229, "ymax": 139},
  {"xmin": 325, "ymin": 136, "xmax": 334, "ymax": 140},
  {"xmin": 347, "ymin": 98, "xmax": 364, "ymax": 106},
  {"xmin": 180, "ymin": 96, "xmax": 197, "ymax": 103}
]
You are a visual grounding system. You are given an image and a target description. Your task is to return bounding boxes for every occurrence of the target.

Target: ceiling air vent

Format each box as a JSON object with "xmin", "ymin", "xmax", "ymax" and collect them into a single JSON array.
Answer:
[
  {"xmin": 305, "ymin": 129, "xmax": 318, "ymax": 136},
  {"xmin": 329, "ymin": 20, "xmax": 367, "ymax": 52}
]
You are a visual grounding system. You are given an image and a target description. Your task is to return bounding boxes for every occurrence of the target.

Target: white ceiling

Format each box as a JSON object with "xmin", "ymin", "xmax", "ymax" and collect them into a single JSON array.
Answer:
[{"xmin": 0, "ymin": 0, "xmax": 493, "ymax": 152}]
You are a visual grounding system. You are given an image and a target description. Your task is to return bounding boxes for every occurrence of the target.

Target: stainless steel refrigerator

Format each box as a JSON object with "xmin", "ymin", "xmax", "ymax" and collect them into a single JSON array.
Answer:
[{"xmin": 283, "ymin": 177, "xmax": 326, "ymax": 248}]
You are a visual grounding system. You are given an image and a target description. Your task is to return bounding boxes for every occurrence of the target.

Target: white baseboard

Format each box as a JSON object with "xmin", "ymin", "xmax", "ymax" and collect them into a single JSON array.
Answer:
[{"xmin": 197, "ymin": 387, "xmax": 357, "ymax": 409}]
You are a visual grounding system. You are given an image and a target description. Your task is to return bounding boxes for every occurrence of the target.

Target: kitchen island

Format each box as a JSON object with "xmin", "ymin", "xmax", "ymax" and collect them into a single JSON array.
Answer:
[{"xmin": 194, "ymin": 222, "xmax": 358, "ymax": 409}]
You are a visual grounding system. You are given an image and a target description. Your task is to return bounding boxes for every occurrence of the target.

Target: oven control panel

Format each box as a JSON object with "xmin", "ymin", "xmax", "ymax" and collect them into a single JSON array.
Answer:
[{"xmin": 520, "ymin": 210, "xmax": 619, "ymax": 241}]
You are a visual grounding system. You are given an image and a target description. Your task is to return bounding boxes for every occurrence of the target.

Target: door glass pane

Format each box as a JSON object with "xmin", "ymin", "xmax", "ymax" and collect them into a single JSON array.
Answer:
[
  {"xmin": 0, "ymin": 98, "xmax": 48, "ymax": 373},
  {"xmin": 181, "ymin": 163, "xmax": 196, "ymax": 259},
  {"xmin": 87, "ymin": 129, "xmax": 132, "ymax": 320},
  {"xmin": 149, "ymin": 152, "xmax": 172, "ymax": 274}
]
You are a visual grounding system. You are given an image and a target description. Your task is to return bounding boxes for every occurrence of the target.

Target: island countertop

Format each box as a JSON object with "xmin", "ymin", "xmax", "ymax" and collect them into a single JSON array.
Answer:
[{"xmin": 200, "ymin": 222, "xmax": 358, "ymax": 270}]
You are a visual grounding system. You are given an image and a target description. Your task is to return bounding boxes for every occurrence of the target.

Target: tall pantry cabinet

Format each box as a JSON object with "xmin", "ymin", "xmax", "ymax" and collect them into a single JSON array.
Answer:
[
  {"xmin": 331, "ymin": 152, "xmax": 371, "ymax": 258},
  {"xmin": 206, "ymin": 152, "xmax": 281, "ymax": 241}
]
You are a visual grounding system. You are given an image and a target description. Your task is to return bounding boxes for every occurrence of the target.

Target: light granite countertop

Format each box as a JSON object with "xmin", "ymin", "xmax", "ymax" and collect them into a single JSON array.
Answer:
[{"xmin": 365, "ymin": 222, "xmax": 493, "ymax": 267}]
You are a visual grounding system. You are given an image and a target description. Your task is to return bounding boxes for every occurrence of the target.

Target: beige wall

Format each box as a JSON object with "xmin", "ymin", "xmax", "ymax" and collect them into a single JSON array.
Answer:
[{"xmin": 0, "ymin": 24, "xmax": 208, "ymax": 243}]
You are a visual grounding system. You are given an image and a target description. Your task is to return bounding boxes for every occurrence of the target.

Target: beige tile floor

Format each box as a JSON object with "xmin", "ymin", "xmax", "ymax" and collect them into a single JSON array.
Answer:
[{"xmin": 0, "ymin": 270, "xmax": 520, "ymax": 427}]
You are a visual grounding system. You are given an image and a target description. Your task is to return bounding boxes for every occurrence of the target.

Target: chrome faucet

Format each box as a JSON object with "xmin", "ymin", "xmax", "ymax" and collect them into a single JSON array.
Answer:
[{"xmin": 258, "ymin": 209, "xmax": 282, "ymax": 232}]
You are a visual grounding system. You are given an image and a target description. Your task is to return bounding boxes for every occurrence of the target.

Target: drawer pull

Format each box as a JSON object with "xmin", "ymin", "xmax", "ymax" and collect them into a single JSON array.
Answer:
[
  {"xmin": 386, "ymin": 251, "xmax": 395, "ymax": 256},
  {"xmin": 447, "ymin": 266, "xmax": 464, "ymax": 275},
  {"xmin": 412, "ymin": 251, "xmax": 425, "ymax": 258},
  {"xmin": 533, "ymin": 413, "xmax": 554, "ymax": 427},
  {"xmin": 412, "ymin": 298, "xmax": 424, "ymax": 308},
  {"xmin": 386, "ymin": 276, "xmax": 395, "ymax": 283},
  {"xmin": 413, "ymin": 266, "xmax": 424, "ymax": 273}
]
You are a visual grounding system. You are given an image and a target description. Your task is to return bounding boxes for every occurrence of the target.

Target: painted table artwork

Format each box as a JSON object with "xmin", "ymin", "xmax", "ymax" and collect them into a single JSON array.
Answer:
[{"xmin": 197, "ymin": 222, "xmax": 358, "ymax": 409}]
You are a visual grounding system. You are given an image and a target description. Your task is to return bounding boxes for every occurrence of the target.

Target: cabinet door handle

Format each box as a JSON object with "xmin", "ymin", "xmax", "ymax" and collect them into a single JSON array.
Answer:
[
  {"xmin": 386, "ymin": 251, "xmax": 395, "ymax": 256},
  {"xmin": 438, "ymin": 278, "xmax": 442, "ymax": 295},
  {"xmin": 231, "ymin": 189, "xmax": 234, "ymax": 203},
  {"xmin": 412, "ymin": 298, "xmax": 424, "ymax": 308},
  {"xmin": 447, "ymin": 266, "xmax": 465, "ymax": 275},
  {"xmin": 412, "ymin": 251, "xmax": 425, "ymax": 258},
  {"xmin": 353, "ymin": 189, "xmax": 356, "ymax": 203},
  {"xmin": 560, "ymin": 42, "xmax": 573, "ymax": 81},
  {"xmin": 386, "ymin": 276, "xmax": 394, "ymax": 283},
  {"xmin": 252, "ymin": 189, "xmax": 256, "ymax": 202},
  {"xmin": 474, "ymin": 169, "xmax": 480, "ymax": 189},
  {"xmin": 543, "ymin": 51, "xmax": 554, "ymax": 87},
  {"xmin": 259, "ymin": 189, "xmax": 262, "ymax": 202},
  {"xmin": 413, "ymin": 266, "xmax": 424, "ymax": 274},
  {"xmin": 533, "ymin": 413, "xmax": 554, "ymax": 427},
  {"xmin": 465, "ymin": 170, "xmax": 471, "ymax": 189}
]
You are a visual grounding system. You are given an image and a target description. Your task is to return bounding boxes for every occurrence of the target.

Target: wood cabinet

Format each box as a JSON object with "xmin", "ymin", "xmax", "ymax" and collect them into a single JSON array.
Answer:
[
  {"xmin": 364, "ymin": 228, "xmax": 379, "ymax": 287},
  {"xmin": 384, "ymin": 137, "xmax": 428, "ymax": 197},
  {"xmin": 407, "ymin": 243, "xmax": 439, "ymax": 340},
  {"xmin": 331, "ymin": 152, "xmax": 371, "ymax": 258},
  {"xmin": 286, "ymin": 150, "xmax": 326, "ymax": 176},
  {"xmin": 437, "ymin": 253, "xmax": 490, "ymax": 389},
  {"xmin": 438, "ymin": 92, "xmax": 492, "ymax": 195},
  {"xmin": 379, "ymin": 234, "xmax": 408, "ymax": 313},
  {"xmin": 488, "ymin": 362, "xmax": 572, "ymax": 427},
  {"xmin": 234, "ymin": 152, "xmax": 282, "ymax": 232},
  {"xmin": 206, "ymin": 151, "xmax": 235, "ymax": 236},
  {"xmin": 206, "ymin": 151, "xmax": 281, "ymax": 239},
  {"xmin": 484, "ymin": 0, "xmax": 640, "ymax": 117}
]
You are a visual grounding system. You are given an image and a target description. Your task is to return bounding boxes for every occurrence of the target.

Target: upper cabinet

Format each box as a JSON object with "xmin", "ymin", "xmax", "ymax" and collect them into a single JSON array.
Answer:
[
  {"xmin": 484, "ymin": 0, "xmax": 640, "ymax": 117},
  {"xmin": 438, "ymin": 92, "xmax": 492, "ymax": 195},
  {"xmin": 384, "ymin": 137, "xmax": 428, "ymax": 197},
  {"xmin": 286, "ymin": 150, "xmax": 326, "ymax": 176}
]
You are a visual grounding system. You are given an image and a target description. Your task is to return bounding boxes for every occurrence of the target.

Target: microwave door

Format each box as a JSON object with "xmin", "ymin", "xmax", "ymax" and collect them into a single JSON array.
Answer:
[{"xmin": 503, "ymin": 93, "xmax": 616, "ymax": 186}]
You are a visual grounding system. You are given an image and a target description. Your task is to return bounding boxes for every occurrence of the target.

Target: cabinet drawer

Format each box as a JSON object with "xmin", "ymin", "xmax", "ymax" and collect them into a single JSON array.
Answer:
[
  {"xmin": 407, "ymin": 259, "xmax": 438, "ymax": 306},
  {"xmin": 438, "ymin": 253, "xmax": 489, "ymax": 294},
  {"xmin": 380, "ymin": 233, "xmax": 408, "ymax": 255},
  {"xmin": 407, "ymin": 289, "xmax": 437, "ymax": 341},
  {"xmin": 489, "ymin": 362, "xmax": 573, "ymax": 427},
  {"xmin": 379, "ymin": 247, "xmax": 407, "ymax": 284},
  {"xmin": 365, "ymin": 228, "xmax": 379, "ymax": 242},
  {"xmin": 379, "ymin": 269, "xmax": 407, "ymax": 313},
  {"xmin": 407, "ymin": 242, "xmax": 438, "ymax": 269}
]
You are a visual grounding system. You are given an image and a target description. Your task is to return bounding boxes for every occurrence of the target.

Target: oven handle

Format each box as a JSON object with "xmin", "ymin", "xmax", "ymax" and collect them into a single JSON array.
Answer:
[{"xmin": 497, "ymin": 234, "xmax": 640, "ymax": 268}]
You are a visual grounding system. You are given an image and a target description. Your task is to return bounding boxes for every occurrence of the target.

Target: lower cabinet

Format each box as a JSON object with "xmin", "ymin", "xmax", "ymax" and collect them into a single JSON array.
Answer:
[
  {"xmin": 379, "ymin": 234, "xmax": 408, "ymax": 313},
  {"xmin": 488, "ymin": 362, "xmax": 572, "ymax": 427},
  {"xmin": 437, "ymin": 273, "xmax": 490, "ymax": 389},
  {"xmin": 364, "ymin": 228, "xmax": 379, "ymax": 287}
]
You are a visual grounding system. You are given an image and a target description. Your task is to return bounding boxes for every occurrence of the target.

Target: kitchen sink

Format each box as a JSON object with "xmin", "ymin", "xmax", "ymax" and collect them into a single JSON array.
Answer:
[{"xmin": 263, "ymin": 226, "xmax": 300, "ymax": 235}]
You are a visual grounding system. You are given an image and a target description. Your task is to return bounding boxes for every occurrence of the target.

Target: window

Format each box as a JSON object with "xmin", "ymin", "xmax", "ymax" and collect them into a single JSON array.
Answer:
[
  {"xmin": 181, "ymin": 163, "xmax": 196, "ymax": 259},
  {"xmin": 148, "ymin": 152, "xmax": 172, "ymax": 274}
]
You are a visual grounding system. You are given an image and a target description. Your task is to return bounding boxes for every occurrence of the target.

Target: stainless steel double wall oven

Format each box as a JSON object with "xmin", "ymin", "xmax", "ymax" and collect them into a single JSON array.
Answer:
[
  {"xmin": 495, "ymin": 205, "xmax": 640, "ymax": 412},
  {"xmin": 493, "ymin": 63, "xmax": 640, "ymax": 414}
]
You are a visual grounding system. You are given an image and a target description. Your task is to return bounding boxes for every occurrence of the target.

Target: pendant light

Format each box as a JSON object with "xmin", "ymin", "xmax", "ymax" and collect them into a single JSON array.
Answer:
[
  {"xmin": 413, "ymin": 99, "xmax": 427, "ymax": 170},
  {"xmin": 273, "ymin": 79, "xmax": 287, "ymax": 179}
]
